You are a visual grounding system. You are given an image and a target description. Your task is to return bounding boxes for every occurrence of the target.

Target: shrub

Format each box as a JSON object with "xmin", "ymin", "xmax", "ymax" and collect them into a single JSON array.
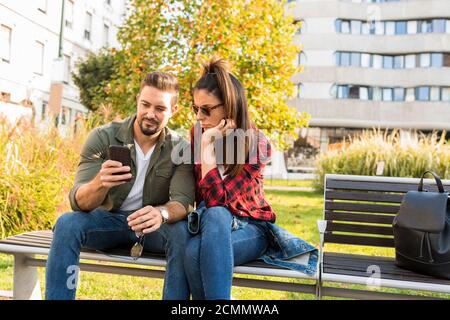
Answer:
[
  {"xmin": 314, "ymin": 130, "xmax": 450, "ymax": 192},
  {"xmin": 0, "ymin": 107, "xmax": 115, "ymax": 239}
]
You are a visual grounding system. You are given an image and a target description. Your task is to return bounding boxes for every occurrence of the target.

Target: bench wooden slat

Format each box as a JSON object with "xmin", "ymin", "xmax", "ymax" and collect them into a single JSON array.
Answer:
[
  {"xmin": 12, "ymin": 234, "xmax": 53, "ymax": 244},
  {"xmin": 326, "ymin": 179, "xmax": 448, "ymax": 193},
  {"xmin": 324, "ymin": 233, "xmax": 394, "ymax": 247},
  {"xmin": 0, "ymin": 239, "xmax": 51, "ymax": 249},
  {"xmin": 325, "ymin": 201, "xmax": 400, "ymax": 214},
  {"xmin": 323, "ymin": 252, "xmax": 450, "ymax": 285},
  {"xmin": 326, "ymin": 221, "xmax": 394, "ymax": 236},
  {"xmin": 0, "ymin": 231, "xmax": 292, "ymax": 273},
  {"xmin": 325, "ymin": 190, "xmax": 405, "ymax": 203},
  {"xmin": 325, "ymin": 211, "xmax": 395, "ymax": 225}
]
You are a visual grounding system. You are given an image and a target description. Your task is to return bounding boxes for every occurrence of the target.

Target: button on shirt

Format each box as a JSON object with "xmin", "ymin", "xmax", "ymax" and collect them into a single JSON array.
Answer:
[{"xmin": 120, "ymin": 140, "xmax": 156, "ymax": 212}]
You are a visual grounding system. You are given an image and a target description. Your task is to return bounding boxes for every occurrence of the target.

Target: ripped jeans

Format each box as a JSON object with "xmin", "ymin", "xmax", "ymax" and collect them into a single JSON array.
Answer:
[{"xmin": 184, "ymin": 203, "xmax": 269, "ymax": 300}]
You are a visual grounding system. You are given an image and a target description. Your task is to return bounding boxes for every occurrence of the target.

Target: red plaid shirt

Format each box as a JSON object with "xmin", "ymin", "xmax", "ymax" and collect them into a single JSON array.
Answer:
[{"xmin": 192, "ymin": 127, "xmax": 276, "ymax": 222}]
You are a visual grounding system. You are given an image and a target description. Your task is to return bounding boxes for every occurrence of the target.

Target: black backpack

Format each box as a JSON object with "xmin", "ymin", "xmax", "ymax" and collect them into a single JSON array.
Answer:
[{"xmin": 393, "ymin": 171, "xmax": 450, "ymax": 279}]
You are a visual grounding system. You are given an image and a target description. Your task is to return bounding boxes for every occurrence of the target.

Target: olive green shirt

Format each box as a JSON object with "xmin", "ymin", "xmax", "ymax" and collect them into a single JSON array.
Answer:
[{"xmin": 69, "ymin": 115, "xmax": 195, "ymax": 213}]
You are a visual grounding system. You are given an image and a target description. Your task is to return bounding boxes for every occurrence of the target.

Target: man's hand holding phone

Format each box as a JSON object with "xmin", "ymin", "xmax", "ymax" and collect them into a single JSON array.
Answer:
[{"xmin": 98, "ymin": 160, "xmax": 132, "ymax": 189}]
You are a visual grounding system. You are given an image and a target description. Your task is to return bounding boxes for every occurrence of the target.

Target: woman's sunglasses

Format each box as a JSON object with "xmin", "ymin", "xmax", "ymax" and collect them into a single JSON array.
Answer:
[{"xmin": 192, "ymin": 103, "xmax": 223, "ymax": 117}]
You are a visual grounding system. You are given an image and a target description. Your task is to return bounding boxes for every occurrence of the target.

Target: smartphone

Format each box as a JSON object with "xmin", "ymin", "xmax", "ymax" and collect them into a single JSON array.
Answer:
[{"xmin": 108, "ymin": 145, "xmax": 132, "ymax": 181}]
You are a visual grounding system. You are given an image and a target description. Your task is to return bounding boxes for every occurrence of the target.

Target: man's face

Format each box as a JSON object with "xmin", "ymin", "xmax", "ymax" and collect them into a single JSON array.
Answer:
[{"xmin": 136, "ymin": 86, "xmax": 177, "ymax": 136}]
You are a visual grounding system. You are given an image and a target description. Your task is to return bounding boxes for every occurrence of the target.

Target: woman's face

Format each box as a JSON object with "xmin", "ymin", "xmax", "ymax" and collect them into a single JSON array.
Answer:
[{"xmin": 193, "ymin": 89, "xmax": 226, "ymax": 130}]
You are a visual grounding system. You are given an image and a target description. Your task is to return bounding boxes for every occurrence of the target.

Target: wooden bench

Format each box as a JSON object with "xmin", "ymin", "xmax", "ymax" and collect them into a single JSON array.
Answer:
[
  {"xmin": 317, "ymin": 174, "xmax": 450, "ymax": 300},
  {"xmin": 0, "ymin": 230, "xmax": 317, "ymax": 300}
]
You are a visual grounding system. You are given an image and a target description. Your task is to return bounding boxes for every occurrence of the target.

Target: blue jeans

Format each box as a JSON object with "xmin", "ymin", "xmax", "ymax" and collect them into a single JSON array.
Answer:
[
  {"xmin": 184, "ymin": 205, "xmax": 269, "ymax": 300},
  {"xmin": 45, "ymin": 208, "xmax": 190, "ymax": 300}
]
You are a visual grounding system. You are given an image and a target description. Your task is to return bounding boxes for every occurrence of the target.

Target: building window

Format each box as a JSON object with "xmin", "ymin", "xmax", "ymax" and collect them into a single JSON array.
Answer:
[
  {"xmin": 430, "ymin": 87, "xmax": 441, "ymax": 101},
  {"xmin": 65, "ymin": 0, "xmax": 74, "ymax": 29},
  {"xmin": 61, "ymin": 107, "xmax": 68, "ymax": 125},
  {"xmin": 419, "ymin": 53, "xmax": 431, "ymax": 67},
  {"xmin": 63, "ymin": 54, "xmax": 71, "ymax": 84},
  {"xmin": 395, "ymin": 21, "xmax": 407, "ymax": 35},
  {"xmin": 383, "ymin": 55, "xmax": 394, "ymax": 69},
  {"xmin": 373, "ymin": 55, "xmax": 383, "ymax": 69},
  {"xmin": 359, "ymin": 87, "xmax": 369, "ymax": 100},
  {"xmin": 393, "ymin": 88, "xmax": 405, "ymax": 101},
  {"xmin": 0, "ymin": 25, "xmax": 12, "ymax": 63},
  {"xmin": 341, "ymin": 20, "xmax": 350, "ymax": 34},
  {"xmin": 407, "ymin": 21, "xmax": 417, "ymax": 34},
  {"xmin": 41, "ymin": 101, "xmax": 48, "ymax": 120},
  {"xmin": 335, "ymin": 19, "xmax": 342, "ymax": 33},
  {"xmin": 372, "ymin": 87, "xmax": 382, "ymax": 101},
  {"xmin": 297, "ymin": 83, "xmax": 305, "ymax": 98},
  {"xmin": 337, "ymin": 18, "xmax": 449, "ymax": 35},
  {"xmin": 442, "ymin": 88, "xmax": 450, "ymax": 102},
  {"xmin": 361, "ymin": 22, "xmax": 371, "ymax": 35},
  {"xmin": 432, "ymin": 19, "xmax": 446, "ymax": 33},
  {"xmin": 361, "ymin": 53, "xmax": 371, "ymax": 68},
  {"xmin": 295, "ymin": 20, "xmax": 307, "ymax": 35},
  {"xmin": 419, "ymin": 20, "xmax": 432, "ymax": 33},
  {"xmin": 416, "ymin": 87, "xmax": 430, "ymax": 101},
  {"xmin": 340, "ymin": 52, "xmax": 350, "ymax": 66},
  {"xmin": 444, "ymin": 54, "xmax": 450, "ymax": 67},
  {"xmin": 405, "ymin": 54, "xmax": 416, "ymax": 68},
  {"xmin": 349, "ymin": 86, "xmax": 359, "ymax": 99},
  {"xmin": 405, "ymin": 88, "xmax": 415, "ymax": 102},
  {"xmin": 385, "ymin": 21, "xmax": 395, "ymax": 35},
  {"xmin": 431, "ymin": 53, "xmax": 443, "ymax": 68},
  {"xmin": 103, "ymin": 24, "xmax": 110, "ymax": 47},
  {"xmin": 337, "ymin": 85, "xmax": 349, "ymax": 99},
  {"xmin": 84, "ymin": 12, "xmax": 92, "ymax": 41},
  {"xmin": 37, "ymin": 0, "xmax": 47, "ymax": 13},
  {"xmin": 375, "ymin": 21, "xmax": 385, "ymax": 35},
  {"xmin": 299, "ymin": 52, "xmax": 307, "ymax": 66},
  {"xmin": 350, "ymin": 52, "xmax": 360, "ymax": 67},
  {"xmin": 393, "ymin": 55, "xmax": 404, "ymax": 69},
  {"xmin": 351, "ymin": 20, "xmax": 362, "ymax": 34},
  {"xmin": 382, "ymin": 88, "xmax": 393, "ymax": 101},
  {"xmin": 33, "ymin": 41, "xmax": 44, "ymax": 75}
]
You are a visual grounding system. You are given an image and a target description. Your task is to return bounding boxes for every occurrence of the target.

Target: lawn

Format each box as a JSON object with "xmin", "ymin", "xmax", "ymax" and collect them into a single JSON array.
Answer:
[
  {"xmin": 1, "ymin": 186, "xmax": 449, "ymax": 299},
  {"xmin": 264, "ymin": 179, "xmax": 314, "ymax": 188}
]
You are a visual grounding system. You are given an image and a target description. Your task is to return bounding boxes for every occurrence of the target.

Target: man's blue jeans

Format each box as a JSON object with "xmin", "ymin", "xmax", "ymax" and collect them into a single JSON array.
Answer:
[
  {"xmin": 45, "ymin": 208, "xmax": 190, "ymax": 300},
  {"xmin": 184, "ymin": 205, "xmax": 269, "ymax": 300}
]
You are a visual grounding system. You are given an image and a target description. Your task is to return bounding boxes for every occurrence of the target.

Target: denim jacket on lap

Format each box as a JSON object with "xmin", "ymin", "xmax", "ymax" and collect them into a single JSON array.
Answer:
[{"xmin": 260, "ymin": 222, "xmax": 318, "ymax": 276}]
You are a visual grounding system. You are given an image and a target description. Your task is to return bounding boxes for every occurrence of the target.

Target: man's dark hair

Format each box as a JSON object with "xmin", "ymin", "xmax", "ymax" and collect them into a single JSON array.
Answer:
[{"xmin": 140, "ymin": 72, "xmax": 179, "ymax": 106}]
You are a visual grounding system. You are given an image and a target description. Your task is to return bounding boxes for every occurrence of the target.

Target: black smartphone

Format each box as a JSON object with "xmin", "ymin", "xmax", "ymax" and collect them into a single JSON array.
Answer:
[{"xmin": 108, "ymin": 145, "xmax": 132, "ymax": 181}]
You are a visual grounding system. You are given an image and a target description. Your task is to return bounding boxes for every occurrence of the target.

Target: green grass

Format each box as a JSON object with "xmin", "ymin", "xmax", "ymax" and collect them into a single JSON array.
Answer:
[
  {"xmin": 264, "ymin": 179, "xmax": 314, "ymax": 188},
  {"xmin": 1, "ymin": 188, "xmax": 449, "ymax": 300}
]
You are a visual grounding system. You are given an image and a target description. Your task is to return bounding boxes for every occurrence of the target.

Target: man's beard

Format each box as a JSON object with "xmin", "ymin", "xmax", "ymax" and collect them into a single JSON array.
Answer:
[{"xmin": 138, "ymin": 117, "xmax": 160, "ymax": 136}]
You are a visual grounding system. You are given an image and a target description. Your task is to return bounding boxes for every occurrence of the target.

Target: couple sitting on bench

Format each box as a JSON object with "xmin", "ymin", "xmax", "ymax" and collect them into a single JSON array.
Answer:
[{"xmin": 45, "ymin": 56, "xmax": 317, "ymax": 300}]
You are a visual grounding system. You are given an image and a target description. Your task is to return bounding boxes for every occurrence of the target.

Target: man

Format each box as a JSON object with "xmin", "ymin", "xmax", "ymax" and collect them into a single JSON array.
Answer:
[{"xmin": 45, "ymin": 72, "xmax": 195, "ymax": 300}]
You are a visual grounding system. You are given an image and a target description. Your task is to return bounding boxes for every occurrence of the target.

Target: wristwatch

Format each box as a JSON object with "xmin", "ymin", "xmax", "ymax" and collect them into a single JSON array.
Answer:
[{"xmin": 159, "ymin": 207, "xmax": 169, "ymax": 224}]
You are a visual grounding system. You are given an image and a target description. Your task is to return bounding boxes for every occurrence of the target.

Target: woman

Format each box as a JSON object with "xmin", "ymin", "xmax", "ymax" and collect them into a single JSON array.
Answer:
[{"xmin": 184, "ymin": 57, "xmax": 317, "ymax": 300}]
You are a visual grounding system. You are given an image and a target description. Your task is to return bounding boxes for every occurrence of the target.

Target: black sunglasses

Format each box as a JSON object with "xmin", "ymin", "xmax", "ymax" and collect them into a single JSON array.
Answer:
[{"xmin": 192, "ymin": 103, "xmax": 223, "ymax": 117}]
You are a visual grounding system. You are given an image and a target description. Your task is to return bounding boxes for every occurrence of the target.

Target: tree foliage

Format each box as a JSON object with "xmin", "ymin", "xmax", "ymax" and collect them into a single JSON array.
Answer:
[
  {"xmin": 72, "ymin": 50, "xmax": 117, "ymax": 112},
  {"xmin": 107, "ymin": 0, "xmax": 309, "ymax": 148}
]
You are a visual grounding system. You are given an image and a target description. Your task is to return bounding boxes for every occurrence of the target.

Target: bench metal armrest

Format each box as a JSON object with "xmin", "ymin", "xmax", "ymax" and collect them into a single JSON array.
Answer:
[{"xmin": 317, "ymin": 220, "xmax": 327, "ymax": 274}]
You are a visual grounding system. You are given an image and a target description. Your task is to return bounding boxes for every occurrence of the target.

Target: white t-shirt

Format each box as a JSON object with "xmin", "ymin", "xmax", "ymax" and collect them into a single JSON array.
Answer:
[
  {"xmin": 217, "ymin": 165, "xmax": 227, "ymax": 179},
  {"xmin": 120, "ymin": 140, "xmax": 156, "ymax": 212}
]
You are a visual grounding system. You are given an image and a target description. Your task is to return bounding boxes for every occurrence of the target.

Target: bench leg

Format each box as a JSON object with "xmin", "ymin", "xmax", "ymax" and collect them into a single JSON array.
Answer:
[
  {"xmin": 13, "ymin": 254, "xmax": 42, "ymax": 300},
  {"xmin": 315, "ymin": 276, "xmax": 323, "ymax": 300}
]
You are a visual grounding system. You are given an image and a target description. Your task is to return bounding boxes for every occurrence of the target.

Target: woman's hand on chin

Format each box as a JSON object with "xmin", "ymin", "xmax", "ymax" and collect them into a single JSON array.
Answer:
[{"xmin": 202, "ymin": 119, "xmax": 236, "ymax": 144}]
